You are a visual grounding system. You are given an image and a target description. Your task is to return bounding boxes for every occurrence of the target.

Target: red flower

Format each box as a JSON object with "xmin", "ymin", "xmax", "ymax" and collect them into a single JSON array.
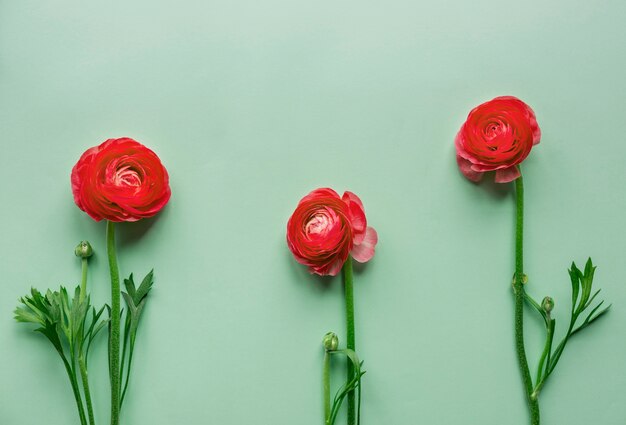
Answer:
[
  {"xmin": 287, "ymin": 188, "xmax": 378, "ymax": 276},
  {"xmin": 71, "ymin": 138, "xmax": 171, "ymax": 222},
  {"xmin": 455, "ymin": 96, "xmax": 541, "ymax": 183}
]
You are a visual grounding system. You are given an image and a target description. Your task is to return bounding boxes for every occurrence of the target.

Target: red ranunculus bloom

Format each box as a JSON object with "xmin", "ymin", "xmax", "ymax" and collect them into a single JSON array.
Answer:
[
  {"xmin": 71, "ymin": 137, "xmax": 171, "ymax": 222},
  {"xmin": 455, "ymin": 96, "xmax": 541, "ymax": 183},
  {"xmin": 287, "ymin": 188, "xmax": 378, "ymax": 276}
]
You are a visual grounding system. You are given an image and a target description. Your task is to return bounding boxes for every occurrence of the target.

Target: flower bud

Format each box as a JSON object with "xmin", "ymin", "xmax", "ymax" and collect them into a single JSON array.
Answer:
[
  {"xmin": 74, "ymin": 241, "xmax": 93, "ymax": 258},
  {"xmin": 541, "ymin": 296, "xmax": 554, "ymax": 314},
  {"xmin": 322, "ymin": 332, "xmax": 339, "ymax": 351}
]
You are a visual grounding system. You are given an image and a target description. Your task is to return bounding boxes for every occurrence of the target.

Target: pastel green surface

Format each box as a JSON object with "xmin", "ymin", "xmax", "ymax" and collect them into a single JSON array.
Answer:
[{"xmin": 1, "ymin": 1, "xmax": 625, "ymax": 424}]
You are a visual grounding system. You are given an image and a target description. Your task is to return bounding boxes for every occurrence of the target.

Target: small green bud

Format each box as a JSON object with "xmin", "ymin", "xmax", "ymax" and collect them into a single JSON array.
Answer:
[
  {"xmin": 541, "ymin": 296, "xmax": 554, "ymax": 313},
  {"xmin": 75, "ymin": 241, "xmax": 93, "ymax": 258},
  {"xmin": 322, "ymin": 332, "xmax": 339, "ymax": 351}
]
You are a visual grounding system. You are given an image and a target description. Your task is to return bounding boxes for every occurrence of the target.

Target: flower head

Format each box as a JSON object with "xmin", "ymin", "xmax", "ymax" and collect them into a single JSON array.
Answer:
[
  {"xmin": 455, "ymin": 96, "xmax": 541, "ymax": 183},
  {"xmin": 287, "ymin": 188, "xmax": 378, "ymax": 276},
  {"xmin": 71, "ymin": 138, "xmax": 171, "ymax": 222}
]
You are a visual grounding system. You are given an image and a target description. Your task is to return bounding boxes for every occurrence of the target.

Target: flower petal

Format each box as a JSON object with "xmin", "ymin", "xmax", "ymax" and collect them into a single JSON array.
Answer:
[
  {"xmin": 351, "ymin": 226, "xmax": 378, "ymax": 263},
  {"xmin": 342, "ymin": 191, "xmax": 367, "ymax": 244},
  {"xmin": 494, "ymin": 166, "xmax": 521, "ymax": 183},
  {"xmin": 325, "ymin": 258, "xmax": 346, "ymax": 277},
  {"xmin": 456, "ymin": 155, "xmax": 483, "ymax": 182}
]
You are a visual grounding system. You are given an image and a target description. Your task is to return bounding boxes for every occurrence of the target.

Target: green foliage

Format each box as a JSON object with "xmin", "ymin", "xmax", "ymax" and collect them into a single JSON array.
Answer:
[
  {"xmin": 15, "ymin": 286, "xmax": 108, "ymax": 363},
  {"xmin": 14, "ymin": 284, "xmax": 108, "ymax": 425},
  {"xmin": 119, "ymin": 270, "xmax": 154, "ymax": 408},
  {"xmin": 327, "ymin": 349, "xmax": 365, "ymax": 425},
  {"xmin": 525, "ymin": 258, "xmax": 611, "ymax": 399}
]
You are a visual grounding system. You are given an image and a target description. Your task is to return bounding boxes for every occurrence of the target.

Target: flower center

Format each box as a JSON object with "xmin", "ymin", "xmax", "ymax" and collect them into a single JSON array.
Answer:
[
  {"xmin": 484, "ymin": 121, "xmax": 502, "ymax": 138},
  {"xmin": 305, "ymin": 212, "xmax": 333, "ymax": 237},
  {"xmin": 114, "ymin": 165, "xmax": 142, "ymax": 187}
]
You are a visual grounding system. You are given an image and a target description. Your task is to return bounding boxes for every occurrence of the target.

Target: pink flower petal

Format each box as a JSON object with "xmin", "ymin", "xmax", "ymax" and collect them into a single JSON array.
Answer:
[
  {"xmin": 351, "ymin": 226, "xmax": 378, "ymax": 263},
  {"xmin": 342, "ymin": 191, "xmax": 367, "ymax": 244},
  {"xmin": 456, "ymin": 155, "xmax": 483, "ymax": 182},
  {"xmin": 494, "ymin": 166, "xmax": 521, "ymax": 183},
  {"xmin": 325, "ymin": 258, "xmax": 346, "ymax": 277}
]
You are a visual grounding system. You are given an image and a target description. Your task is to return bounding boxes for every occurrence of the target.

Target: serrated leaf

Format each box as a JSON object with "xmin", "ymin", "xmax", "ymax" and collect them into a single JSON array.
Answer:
[{"xmin": 14, "ymin": 306, "xmax": 44, "ymax": 324}]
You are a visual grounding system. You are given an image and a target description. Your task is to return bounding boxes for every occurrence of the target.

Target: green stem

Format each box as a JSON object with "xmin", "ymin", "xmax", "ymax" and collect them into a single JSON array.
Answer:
[
  {"xmin": 60, "ymin": 354, "xmax": 88, "ymax": 425},
  {"xmin": 107, "ymin": 221, "xmax": 121, "ymax": 425},
  {"xmin": 343, "ymin": 256, "xmax": 356, "ymax": 425},
  {"xmin": 80, "ymin": 258, "xmax": 88, "ymax": 303},
  {"xmin": 513, "ymin": 171, "xmax": 540, "ymax": 425},
  {"xmin": 535, "ymin": 320, "xmax": 553, "ymax": 387},
  {"xmin": 79, "ymin": 357, "xmax": 96, "ymax": 425},
  {"xmin": 323, "ymin": 351, "xmax": 331, "ymax": 425}
]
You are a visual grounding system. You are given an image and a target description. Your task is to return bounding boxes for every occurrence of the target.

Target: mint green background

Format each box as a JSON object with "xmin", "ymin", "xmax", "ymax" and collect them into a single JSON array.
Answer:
[{"xmin": 1, "ymin": 1, "xmax": 625, "ymax": 424}]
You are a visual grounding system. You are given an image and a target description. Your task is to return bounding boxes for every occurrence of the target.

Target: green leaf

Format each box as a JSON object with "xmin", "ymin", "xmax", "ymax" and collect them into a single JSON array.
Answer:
[
  {"xmin": 134, "ymin": 270, "xmax": 154, "ymax": 304},
  {"xmin": 124, "ymin": 274, "xmax": 137, "ymax": 301},
  {"xmin": 122, "ymin": 292, "xmax": 137, "ymax": 313},
  {"xmin": 129, "ymin": 299, "xmax": 147, "ymax": 346},
  {"xmin": 568, "ymin": 263, "xmax": 580, "ymax": 313},
  {"xmin": 119, "ymin": 271, "xmax": 154, "ymax": 409},
  {"xmin": 572, "ymin": 302, "xmax": 611, "ymax": 336},
  {"xmin": 14, "ymin": 306, "xmax": 44, "ymax": 324},
  {"xmin": 35, "ymin": 323, "xmax": 66, "ymax": 358},
  {"xmin": 545, "ymin": 258, "xmax": 610, "ymax": 378},
  {"xmin": 327, "ymin": 349, "xmax": 365, "ymax": 425}
]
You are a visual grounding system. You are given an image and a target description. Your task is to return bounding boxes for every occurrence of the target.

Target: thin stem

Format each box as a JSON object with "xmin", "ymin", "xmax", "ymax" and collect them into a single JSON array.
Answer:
[
  {"xmin": 79, "ymin": 356, "xmax": 96, "ymax": 425},
  {"xmin": 513, "ymin": 171, "xmax": 540, "ymax": 425},
  {"xmin": 343, "ymin": 256, "xmax": 356, "ymax": 425},
  {"xmin": 59, "ymin": 352, "xmax": 88, "ymax": 425},
  {"xmin": 323, "ymin": 351, "xmax": 331, "ymax": 425},
  {"xmin": 535, "ymin": 324, "xmax": 551, "ymax": 386},
  {"xmin": 107, "ymin": 221, "xmax": 121, "ymax": 425},
  {"xmin": 80, "ymin": 258, "xmax": 88, "ymax": 303}
]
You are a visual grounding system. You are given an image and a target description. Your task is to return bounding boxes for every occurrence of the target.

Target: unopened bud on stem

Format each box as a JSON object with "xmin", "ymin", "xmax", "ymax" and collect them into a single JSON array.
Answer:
[
  {"xmin": 75, "ymin": 241, "xmax": 93, "ymax": 258},
  {"xmin": 322, "ymin": 332, "xmax": 339, "ymax": 351},
  {"xmin": 542, "ymin": 296, "xmax": 554, "ymax": 314}
]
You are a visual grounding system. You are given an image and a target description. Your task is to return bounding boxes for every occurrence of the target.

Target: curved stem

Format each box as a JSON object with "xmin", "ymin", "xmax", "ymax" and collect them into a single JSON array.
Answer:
[
  {"xmin": 343, "ymin": 256, "xmax": 356, "ymax": 425},
  {"xmin": 513, "ymin": 171, "xmax": 540, "ymax": 425},
  {"xmin": 107, "ymin": 221, "xmax": 121, "ymax": 425},
  {"xmin": 323, "ymin": 351, "xmax": 331, "ymax": 425},
  {"xmin": 79, "ymin": 356, "xmax": 96, "ymax": 425}
]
